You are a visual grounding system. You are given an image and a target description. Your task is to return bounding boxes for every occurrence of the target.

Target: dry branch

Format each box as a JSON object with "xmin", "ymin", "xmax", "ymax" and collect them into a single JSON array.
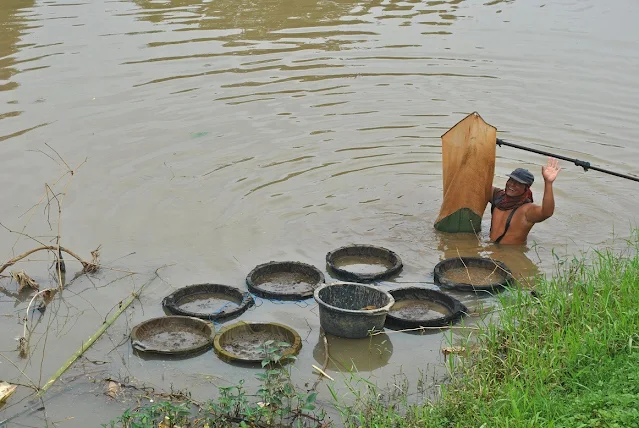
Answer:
[
  {"xmin": 311, "ymin": 328, "xmax": 331, "ymax": 390},
  {"xmin": 370, "ymin": 325, "xmax": 480, "ymax": 336},
  {"xmin": 10, "ymin": 270, "xmax": 39, "ymax": 292},
  {"xmin": 0, "ymin": 352, "xmax": 38, "ymax": 390},
  {"xmin": 18, "ymin": 288, "xmax": 58, "ymax": 358},
  {"xmin": 0, "ymin": 246, "xmax": 99, "ymax": 276}
]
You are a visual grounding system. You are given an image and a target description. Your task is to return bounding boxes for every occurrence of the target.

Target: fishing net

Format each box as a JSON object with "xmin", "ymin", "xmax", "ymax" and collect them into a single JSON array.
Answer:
[{"xmin": 434, "ymin": 112, "xmax": 496, "ymax": 233}]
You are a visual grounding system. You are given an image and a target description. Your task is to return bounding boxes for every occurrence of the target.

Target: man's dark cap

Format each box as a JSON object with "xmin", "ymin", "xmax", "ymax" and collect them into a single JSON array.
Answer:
[{"xmin": 507, "ymin": 168, "xmax": 534, "ymax": 186}]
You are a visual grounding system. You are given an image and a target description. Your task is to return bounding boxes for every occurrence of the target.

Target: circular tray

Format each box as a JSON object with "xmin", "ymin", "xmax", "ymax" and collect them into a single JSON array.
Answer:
[
  {"xmin": 326, "ymin": 244, "xmax": 403, "ymax": 282},
  {"xmin": 131, "ymin": 316, "xmax": 214, "ymax": 356},
  {"xmin": 213, "ymin": 321, "xmax": 302, "ymax": 363},
  {"xmin": 434, "ymin": 257, "xmax": 513, "ymax": 292},
  {"xmin": 162, "ymin": 283, "xmax": 254, "ymax": 321},
  {"xmin": 385, "ymin": 287, "xmax": 467, "ymax": 329},
  {"xmin": 246, "ymin": 261, "xmax": 324, "ymax": 300}
]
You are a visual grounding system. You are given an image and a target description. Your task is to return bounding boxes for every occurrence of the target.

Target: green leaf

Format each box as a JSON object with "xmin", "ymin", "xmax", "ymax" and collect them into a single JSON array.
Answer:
[
  {"xmin": 327, "ymin": 384, "xmax": 338, "ymax": 402},
  {"xmin": 306, "ymin": 392, "xmax": 318, "ymax": 404}
]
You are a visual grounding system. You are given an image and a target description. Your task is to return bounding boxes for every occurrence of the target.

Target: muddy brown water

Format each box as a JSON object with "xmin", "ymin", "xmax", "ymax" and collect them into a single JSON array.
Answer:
[{"xmin": 1, "ymin": 0, "xmax": 639, "ymax": 426}]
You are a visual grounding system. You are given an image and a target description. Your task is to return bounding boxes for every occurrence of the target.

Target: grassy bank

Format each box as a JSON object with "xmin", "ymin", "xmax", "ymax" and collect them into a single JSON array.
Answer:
[
  {"xmin": 106, "ymin": 237, "xmax": 639, "ymax": 427},
  {"xmin": 337, "ymin": 237, "xmax": 639, "ymax": 427}
]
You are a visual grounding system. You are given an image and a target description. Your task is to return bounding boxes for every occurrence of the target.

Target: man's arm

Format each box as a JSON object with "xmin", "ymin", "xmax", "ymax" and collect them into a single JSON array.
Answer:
[
  {"xmin": 525, "ymin": 181, "xmax": 555, "ymax": 223},
  {"xmin": 525, "ymin": 157, "xmax": 561, "ymax": 224}
]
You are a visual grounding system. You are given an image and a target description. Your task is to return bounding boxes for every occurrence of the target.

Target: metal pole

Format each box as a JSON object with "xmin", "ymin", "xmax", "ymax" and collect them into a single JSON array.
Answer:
[{"xmin": 496, "ymin": 138, "xmax": 639, "ymax": 183}]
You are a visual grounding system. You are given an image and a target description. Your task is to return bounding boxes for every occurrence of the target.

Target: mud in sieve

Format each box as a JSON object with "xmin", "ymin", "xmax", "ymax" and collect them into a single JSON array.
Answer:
[
  {"xmin": 385, "ymin": 287, "xmax": 467, "ymax": 329},
  {"xmin": 213, "ymin": 321, "xmax": 302, "ymax": 363},
  {"xmin": 434, "ymin": 257, "xmax": 513, "ymax": 292},
  {"xmin": 326, "ymin": 245, "xmax": 403, "ymax": 282},
  {"xmin": 162, "ymin": 283, "xmax": 254, "ymax": 321},
  {"xmin": 131, "ymin": 316, "xmax": 214, "ymax": 356},
  {"xmin": 246, "ymin": 261, "xmax": 324, "ymax": 300}
]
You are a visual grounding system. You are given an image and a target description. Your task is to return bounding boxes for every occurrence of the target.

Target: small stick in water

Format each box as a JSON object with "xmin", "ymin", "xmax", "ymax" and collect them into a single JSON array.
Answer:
[
  {"xmin": 312, "ymin": 364, "xmax": 334, "ymax": 381},
  {"xmin": 56, "ymin": 247, "xmax": 66, "ymax": 273}
]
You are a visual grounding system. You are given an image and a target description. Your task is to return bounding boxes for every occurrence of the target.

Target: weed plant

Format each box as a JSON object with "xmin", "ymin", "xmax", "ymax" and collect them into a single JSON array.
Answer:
[{"xmin": 105, "ymin": 341, "xmax": 323, "ymax": 427}]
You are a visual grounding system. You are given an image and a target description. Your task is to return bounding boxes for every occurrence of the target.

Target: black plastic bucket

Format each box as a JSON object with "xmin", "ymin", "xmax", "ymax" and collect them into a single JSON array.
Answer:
[{"xmin": 314, "ymin": 283, "xmax": 394, "ymax": 339}]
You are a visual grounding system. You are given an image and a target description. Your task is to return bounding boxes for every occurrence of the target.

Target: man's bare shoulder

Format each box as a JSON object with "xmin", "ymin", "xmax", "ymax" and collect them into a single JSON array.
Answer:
[{"xmin": 518, "ymin": 202, "xmax": 540, "ymax": 222}]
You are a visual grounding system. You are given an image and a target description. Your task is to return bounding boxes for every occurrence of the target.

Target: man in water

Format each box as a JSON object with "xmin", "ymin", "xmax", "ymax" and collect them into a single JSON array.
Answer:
[{"xmin": 489, "ymin": 157, "xmax": 561, "ymax": 244}]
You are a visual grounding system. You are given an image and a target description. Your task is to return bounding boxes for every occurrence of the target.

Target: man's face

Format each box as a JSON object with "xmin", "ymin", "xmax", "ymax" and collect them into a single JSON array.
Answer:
[{"xmin": 505, "ymin": 178, "xmax": 527, "ymax": 197}]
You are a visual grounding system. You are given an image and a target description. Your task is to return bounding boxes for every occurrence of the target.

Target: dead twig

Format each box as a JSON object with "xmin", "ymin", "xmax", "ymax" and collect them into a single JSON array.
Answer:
[
  {"xmin": 442, "ymin": 346, "xmax": 468, "ymax": 361},
  {"xmin": 41, "ymin": 152, "xmax": 86, "ymax": 288},
  {"xmin": 311, "ymin": 328, "xmax": 331, "ymax": 390},
  {"xmin": 0, "ymin": 246, "xmax": 99, "ymax": 276},
  {"xmin": 86, "ymin": 245, "xmax": 101, "ymax": 273},
  {"xmin": 19, "ymin": 288, "xmax": 57, "ymax": 358},
  {"xmin": 44, "ymin": 142, "xmax": 72, "ymax": 172},
  {"xmin": 0, "ymin": 352, "xmax": 39, "ymax": 391},
  {"xmin": 10, "ymin": 271, "xmax": 39, "ymax": 293},
  {"xmin": 0, "ymin": 221, "xmax": 49, "ymax": 248},
  {"xmin": 456, "ymin": 248, "xmax": 473, "ymax": 283},
  {"xmin": 370, "ymin": 325, "xmax": 480, "ymax": 336}
]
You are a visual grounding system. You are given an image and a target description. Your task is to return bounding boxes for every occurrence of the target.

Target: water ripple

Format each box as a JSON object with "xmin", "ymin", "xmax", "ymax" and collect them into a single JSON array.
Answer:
[{"xmin": 2, "ymin": 2, "xmax": 639, "ymax": 416}]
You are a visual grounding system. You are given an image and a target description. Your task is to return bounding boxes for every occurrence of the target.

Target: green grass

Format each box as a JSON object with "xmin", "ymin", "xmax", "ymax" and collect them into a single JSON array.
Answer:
[{"xmin": 336, "ymin": 235, "xmax": 639, "ymax": 427}]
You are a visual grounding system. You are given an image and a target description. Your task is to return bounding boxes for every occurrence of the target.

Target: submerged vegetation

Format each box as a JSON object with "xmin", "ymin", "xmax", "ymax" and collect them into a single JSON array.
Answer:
[{"xmin": 107, "ymin": 234, "xmax": 639, "ymax": 427}]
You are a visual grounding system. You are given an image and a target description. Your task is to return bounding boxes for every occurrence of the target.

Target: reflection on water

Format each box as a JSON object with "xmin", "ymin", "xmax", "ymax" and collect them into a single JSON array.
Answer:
[
  {"xmin": 125, "ymin": 0, "xmax": 473, "ymax": 89},
  {"xmin": 130, "ymin": 0, "xmax": 465, "ymax": 40},
  {"xmin": 0, "ymin": 0, "xmax": 35, "ymax": 92},
  {"xmin": 435, "ymin": 231, "xmax": 541, "ymax": 284},
  {"xmin": 313, "ymin": 332, "xmax": 393, "ymax": 372}
]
